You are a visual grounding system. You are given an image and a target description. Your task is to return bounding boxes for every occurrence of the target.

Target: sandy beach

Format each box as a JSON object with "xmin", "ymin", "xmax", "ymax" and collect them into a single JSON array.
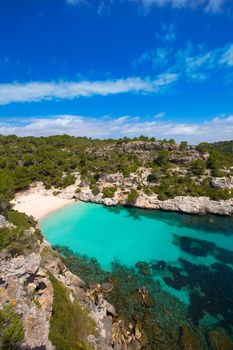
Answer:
[{"xmin": 12, "ymin": 193, "xmax": 74, "ymax": 220}]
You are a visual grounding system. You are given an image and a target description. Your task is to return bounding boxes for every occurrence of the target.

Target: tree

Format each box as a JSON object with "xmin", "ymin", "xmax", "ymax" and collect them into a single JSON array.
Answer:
[
  {"xmin": 127, "ymin": 189, "xmax": 139, "ymax": 204},
  {"xmin": 102, "ymin": 187, "xmax": 117, "ymax": 198},
  {"xmin": 156, "ymin": 150, "xmax": 169, "ymax": 166},
  {"xmin": 189, "ymin": 160, "xmax": 206, "ymax": 175},
  {"xmin": 180, "ymin": 141, "xmax": 188, "ymax": 151}
]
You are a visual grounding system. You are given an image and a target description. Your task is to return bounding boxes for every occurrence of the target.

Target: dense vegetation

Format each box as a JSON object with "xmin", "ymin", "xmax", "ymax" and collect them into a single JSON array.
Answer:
[
  {"xmin": 0, "ymin": 134, "xmax": 232, "ymax": 213},
  {"xmin": 0, "ymin": 305, "xmax": 24, "ymax": 349},
  {"xmin": 49, "ymin": 274, "xmax": 94, "ymax": 350},
  {"xmin": 0, "ymin": 210, "xmax": 42, "ymax": 257}
]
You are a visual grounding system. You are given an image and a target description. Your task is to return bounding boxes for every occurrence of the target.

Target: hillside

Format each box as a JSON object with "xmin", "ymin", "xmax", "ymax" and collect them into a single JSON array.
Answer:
[{"xmin": 0, "ymin": 135, "xmax": 232, "ymax": 218}]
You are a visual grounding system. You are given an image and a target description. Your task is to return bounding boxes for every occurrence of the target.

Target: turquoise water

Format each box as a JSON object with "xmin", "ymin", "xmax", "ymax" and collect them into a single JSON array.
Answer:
[
  {"xmin": 40, "ymin": 202, "xmax": 233, "ymax": 342},
  {"xmin": 40, "ymin": 202, "xmax": 233, "ymax": 270}
]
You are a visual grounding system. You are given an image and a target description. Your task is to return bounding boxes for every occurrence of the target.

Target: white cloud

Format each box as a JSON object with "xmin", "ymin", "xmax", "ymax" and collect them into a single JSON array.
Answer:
[
  {"xmin": 66, "ymin": 0, "xmax": 87, "ymax": 5},
  {"xmin": 0, "ymin": 114, "xmax": 232, "ymax": 144},
  {"xmin": 154, "ymin": 111, "xmax": 165, "ymax": 118},
  {"xmin": 134, "ymin": 40, "xmax": 233, "ymax": 82},
  {"xmin": 219, "ymin": 44, "xmax": 233, "ymax": 66},
  {"xmin": 0, "ymin": 75, "xmax": 178, "ymax": 105},
  {"xmin": 140, "ymin": 0, "xmax": 228, "ymax": 13},
  {"xmin": 65, "ymin": 0, "xmax": 230, "ymax": 14},
  {"xmin": 205, "ymin": 0, "xmax": 226, "ymax": 13}
]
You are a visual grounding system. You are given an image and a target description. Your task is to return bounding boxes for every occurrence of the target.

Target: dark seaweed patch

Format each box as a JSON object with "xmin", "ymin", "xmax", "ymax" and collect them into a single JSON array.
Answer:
[
  {"xmin": 215, "ymin": 248, "xmax": 233, "ymax": 265},
  {"xmin": 173, "ymin": 235, "xmax": 216, "ymax": 257},
  {"xmin": 163, "ymin": 258, "xmax": 233, "ymax": 334}
]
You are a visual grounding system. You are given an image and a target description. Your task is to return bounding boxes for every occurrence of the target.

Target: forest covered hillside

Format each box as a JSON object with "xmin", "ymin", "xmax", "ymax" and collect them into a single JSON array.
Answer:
[{"xmin": 0, "ymin": 135, "xmax": 233, "ymax": 217}]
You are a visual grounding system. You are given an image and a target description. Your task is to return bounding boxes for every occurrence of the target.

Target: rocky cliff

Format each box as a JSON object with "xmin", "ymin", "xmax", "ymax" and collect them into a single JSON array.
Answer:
[{"xmin": 0, "ymin": 216, "xmax": 141, "ymax": 350}]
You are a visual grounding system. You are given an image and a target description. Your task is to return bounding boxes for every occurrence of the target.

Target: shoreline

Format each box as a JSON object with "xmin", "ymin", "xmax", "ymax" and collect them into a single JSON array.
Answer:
[
  {"xmin": 12, "ymin": 193, "xmax": 75, "ymax": 220},
  {"xmin": 11, "ymin": 182, "xmax": 233, "ymax": 219}
]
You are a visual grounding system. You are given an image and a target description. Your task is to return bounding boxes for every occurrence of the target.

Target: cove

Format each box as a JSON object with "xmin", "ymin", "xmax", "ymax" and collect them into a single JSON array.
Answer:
[
  {"xmin": 40, "ymin": 201, "xmax": 233, "ymax": 271},
  {"xmin": 40, "ymin": 201, "xmax": 233, "ymax": 344}
]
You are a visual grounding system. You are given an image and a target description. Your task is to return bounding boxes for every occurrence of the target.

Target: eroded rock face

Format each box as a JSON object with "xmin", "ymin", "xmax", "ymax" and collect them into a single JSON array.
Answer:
[
  {"xmin": 0, "ymin": 253, "xmax": 53, "ymax": 349},
  {"xmin": 77, "ymin": 189, "xmax": 233, "ymax": 216},
  {"xmin": 0, "ymin": 214, "xmax": 12, "ymax": 228},
  {"xmin": 211, "ymin": 176, "xmax": 233, "ymax": 189}
]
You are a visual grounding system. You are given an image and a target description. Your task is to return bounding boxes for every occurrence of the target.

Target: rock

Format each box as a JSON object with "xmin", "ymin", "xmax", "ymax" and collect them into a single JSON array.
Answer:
[
  {"xmin": 137, "ymin": 286, "xmax": 153, "ymax": 307},
  {"xmin": 135, "ymin": 262, "xmax": 150, "ymax": 276},
  {"xmin": 101, "ymin": 282, "xmax": 114, "ymax": 293},
  {"xmin": 127, "ymin": 340, "xmax": 141, "ymax": 350},
  {"xmin": 0, "ymin": 253, "xmax": 53, "ymax": 349},
  {"xmin": 0, "ymin": 214, "xmax": 12, "ymax": 228},
  {"xmin": 153, "ymin": 325, "xmax": 162, "ymax": 336},
  {"xmin": 27, "ymin": 282, "xmax": 37, "ymax": 293},
  {"xmin": 135, "ymin": 323, "xmax": 142, "ymax": 341},
  {"xmin": 207, "ymin": 328, "xmax": 233, "ymax": 350},
  {"xmin": 0, "ymin": 253, "xmax": 40, "ymax": 278},
  {"xmin": 211, "ymin": 177, "xmax": 233, "ymax": 189},
  {"xmin": 180, "ymin": 325, "xmax": 203, "ymax": 350},
  {"xmin": 64, "ymin": 270, "xmax": 86, "ymax": 288}
]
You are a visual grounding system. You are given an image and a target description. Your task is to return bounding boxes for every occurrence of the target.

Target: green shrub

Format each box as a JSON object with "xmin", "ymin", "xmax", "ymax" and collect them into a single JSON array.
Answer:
[
  {"xmin": 0, "ymin": 305, "xmax": 24, "ymax": 349},
  {"xmin": 102, "ymin": 186, "xmax": 117, "ymax": 198},
  {"xmin": 7, "ymin": 210, "xmax": 35, "ymax": 230},
  {"xmin": 189, "ymin": 159, "xmax": 206, "ymax": 175},
  {"xmin": 0, "ymin": 226, "xmax": 39, "ymax": 256},
  {"xmin": 180, "ymin": 141, "xmax": 188, "ymax": 151},
  {"xmin": 127, "ymin": 189, "xmax": 139, "ymax": 204},
  {"xmin": 49, "ymin": 274, "xmax": 95, "ymax": 350},
  {"xmin": 91, "ymin": 185, "xmax": 100, "ymax": 196}
]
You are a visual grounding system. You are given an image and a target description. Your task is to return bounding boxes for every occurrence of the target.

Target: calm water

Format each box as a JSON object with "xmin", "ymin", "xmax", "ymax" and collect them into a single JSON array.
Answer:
[{"xmin": 40, "ymin": 202, "xmax": 233, "ymax": 346}]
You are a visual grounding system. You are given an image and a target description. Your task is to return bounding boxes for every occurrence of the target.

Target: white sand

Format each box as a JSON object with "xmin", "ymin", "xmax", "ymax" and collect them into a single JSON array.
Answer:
[{"xmin": 12, "ymin": 193, "xmax": 74, "ymax": 220}]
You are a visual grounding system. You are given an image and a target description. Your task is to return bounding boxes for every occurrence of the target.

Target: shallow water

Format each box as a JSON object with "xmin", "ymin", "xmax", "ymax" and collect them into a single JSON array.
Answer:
[{"xmin": 40, "ymin": 202, "xmax": 233, "ymax": 346}]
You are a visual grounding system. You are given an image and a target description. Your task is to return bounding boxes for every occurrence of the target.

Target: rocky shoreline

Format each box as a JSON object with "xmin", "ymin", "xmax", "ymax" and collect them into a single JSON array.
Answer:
[
  {"xmin": 77, "ymin": 190, "xmax": 233, "ymax": 216},
  {"xmin": 0, "ymin": 230, "xmax": 140, "ymax": 350},
  {"xmin": 13, "ymin": 180, "xmax": 233, "ymax": 217}
]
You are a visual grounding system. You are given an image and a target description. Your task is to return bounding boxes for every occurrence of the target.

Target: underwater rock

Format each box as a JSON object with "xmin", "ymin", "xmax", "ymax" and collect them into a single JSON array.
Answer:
[
  {"xmin": 135, "ymin": 262, "xmax": 151, "ymax": 276},
  {"xmin": 101, "ymin": 282, "xmax": 114, "ymax": 293},
  {"xmin": 137, "ymin": 286, "xmax": 153, "ymax": 307},
  {"xmin": 207, "ymin": 328, "xmax": 233, "ymax": 350},
  {"xmin": 153, "ymin": 325, "xmax": 162, "ymax": 336},
  {"xmin": 180, "ymin": 325, "xmax": 203, "ymax": 350}
]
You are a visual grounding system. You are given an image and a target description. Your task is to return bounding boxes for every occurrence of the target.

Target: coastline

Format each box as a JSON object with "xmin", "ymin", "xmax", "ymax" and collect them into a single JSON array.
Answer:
[
  {"xmin": 12, "ymin": 192, "xmax": 74, "ymax": 220},
  {"xmin": 11, "ymin": 181, "xmax": 233, "ymax": 219}
]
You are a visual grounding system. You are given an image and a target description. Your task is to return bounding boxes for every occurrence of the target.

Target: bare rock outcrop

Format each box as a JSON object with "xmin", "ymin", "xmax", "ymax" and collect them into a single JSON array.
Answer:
[
  {"xmin": 211, "ymin": 176, "xmax": 233, "ymax": 189},
  {"xmin": 0, "ymin": 253, "xmax": 54, "ymax": 349},
  {"xmin": 77, "ymin": 189, "xmax": 233, "ymax": 216}
]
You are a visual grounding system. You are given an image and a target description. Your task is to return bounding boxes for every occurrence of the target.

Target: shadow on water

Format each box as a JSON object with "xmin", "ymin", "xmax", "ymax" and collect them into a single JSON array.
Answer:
[
  {"xmin": 104, "ymin": 204, "xmax": 233, "ymax": 236},
  {"xmin": 55, "ymin": 245, "xmax": 233, "ymax": 348}
]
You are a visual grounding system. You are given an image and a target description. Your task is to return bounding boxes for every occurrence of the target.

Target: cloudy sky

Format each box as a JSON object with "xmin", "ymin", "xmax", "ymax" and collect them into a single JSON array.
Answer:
[{"xmin": 0, "ymin": 0, "xmax": 233, "ymax": 143}]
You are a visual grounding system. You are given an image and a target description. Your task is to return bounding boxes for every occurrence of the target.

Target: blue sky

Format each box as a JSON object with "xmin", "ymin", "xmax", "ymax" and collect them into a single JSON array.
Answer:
[{"xmin": 0, "ymin": 0, "xmax": 233, "ymax": 143}]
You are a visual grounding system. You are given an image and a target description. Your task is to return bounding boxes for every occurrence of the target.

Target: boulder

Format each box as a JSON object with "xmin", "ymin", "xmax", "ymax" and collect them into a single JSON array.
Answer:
[
  {"xmin": 180, "ymin": 325, "xmax": 203, "ymax": 350},
  {"xmin": 207, "ymin": 328, "xmax": 233, "ymax": 350},
  {"xmin": 64, "ymin": 270, "xmax": 86, "ymax": 288}
]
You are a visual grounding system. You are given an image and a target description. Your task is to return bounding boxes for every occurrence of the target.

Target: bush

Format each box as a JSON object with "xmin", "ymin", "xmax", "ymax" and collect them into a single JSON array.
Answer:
[
  {"xmin": 91, "ymin": 185, "xmax": 100, "ymax": 196},
  {"xmin": 49, "ymin": 274, "xmax": 94, "ymax": 350},
  {"xmin": 180, "ymin": 141, "xmax": 188, "ymax": 151},
  {"xmin": 127, "ymin": 189, "xmax": 139, "ymax": 204},
  {"xmin": 0, "ymin": 305, "xmax": 24, "ymax": 349},
  {"xmin": 189, "ymin": 160, "xmax": 206, "ymax": 175},
  {"xmin": 156, "ymin": 150, "xmax": 169, "ymax": 166},
  {"xmin": 102, "ymin": 186, "xmax": 117, "ymax": 198},
  {"xmin": 7, "ymin": 210, "xmax": 35, "ymax": 230},
  {"xmin": 0, "ymin": 226, "xmax": 39, "ymax": 256}
]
